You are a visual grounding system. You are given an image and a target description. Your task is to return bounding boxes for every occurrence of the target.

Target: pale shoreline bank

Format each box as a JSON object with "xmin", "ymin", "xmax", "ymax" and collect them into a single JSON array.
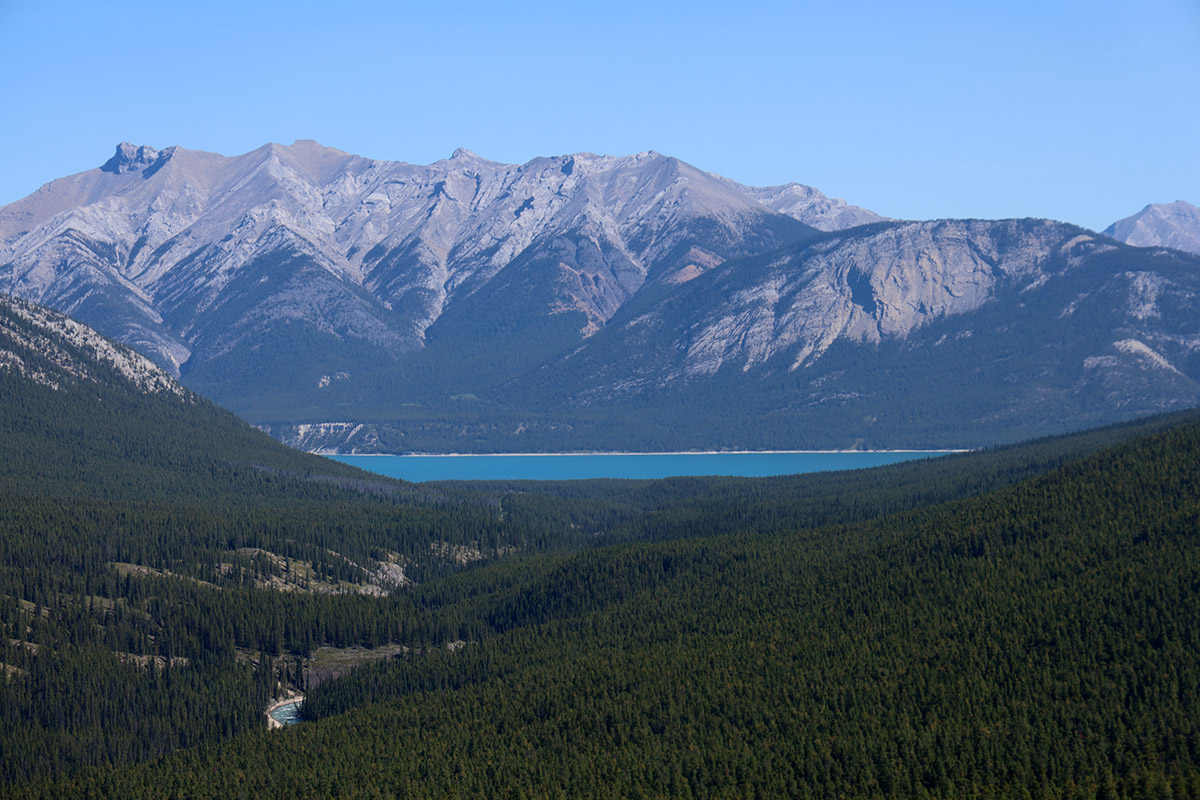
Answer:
[
  {"xmin": 265, "ymin": 693, "xmax": 304, "ymax": 730},
  {"xmin": 320, "ymin": 449, "xmax": 970, "ymax": 458}
]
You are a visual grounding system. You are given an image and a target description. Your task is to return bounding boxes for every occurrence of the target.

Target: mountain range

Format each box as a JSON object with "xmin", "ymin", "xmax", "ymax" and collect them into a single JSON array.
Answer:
[{"xmin": 2, "ymin": 141, "xmax": 1198, "ymax": 451}]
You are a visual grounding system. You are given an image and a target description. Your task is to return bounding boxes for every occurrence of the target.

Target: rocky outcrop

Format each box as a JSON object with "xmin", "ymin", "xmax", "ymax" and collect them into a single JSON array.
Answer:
[
  {"xmin": 505, "ymin": 217, "xmax": 1200, "ymax": 450},
  {"xmin": 678, "ymin": 219, "xmax": 1081, "ymax": 374},
  {"xmin": 100, "ymin": 142, "xmax": 171, "ymax": 175},
  {"xmin": 0, "ymin": 293, "xmax": 186, "ymax": 396}
]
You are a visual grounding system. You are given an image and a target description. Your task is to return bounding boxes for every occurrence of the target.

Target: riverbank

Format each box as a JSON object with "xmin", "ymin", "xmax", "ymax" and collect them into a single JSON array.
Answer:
[{"xmin": 265, "ymin": 693, "xmax": 304, "ymax": 730}]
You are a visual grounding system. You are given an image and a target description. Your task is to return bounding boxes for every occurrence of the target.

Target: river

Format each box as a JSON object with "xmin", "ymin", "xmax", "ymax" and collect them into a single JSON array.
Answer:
[{"xmin": 266, "ymin": 697, "xmax": 304, "ymax": 728}]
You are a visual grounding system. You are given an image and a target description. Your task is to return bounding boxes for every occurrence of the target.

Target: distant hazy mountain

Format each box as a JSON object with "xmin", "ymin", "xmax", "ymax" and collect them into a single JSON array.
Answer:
[
  {"xmin": 738, "ymin": 182, "xmax": 886, "ymax": 231},
  {"xmin": 3, "ymin": 143, "xmax": 1199, "ymax": 452},
  {"xmin": 1103, "ymin": 200, "xmax": 1200, "ymax": 255}
]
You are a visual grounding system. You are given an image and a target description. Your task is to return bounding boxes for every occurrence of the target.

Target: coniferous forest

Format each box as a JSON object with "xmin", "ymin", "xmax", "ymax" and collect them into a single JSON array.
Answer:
[{"xmin": 1, "ymin": 297, "xmax": 1199, "ymax": 798}]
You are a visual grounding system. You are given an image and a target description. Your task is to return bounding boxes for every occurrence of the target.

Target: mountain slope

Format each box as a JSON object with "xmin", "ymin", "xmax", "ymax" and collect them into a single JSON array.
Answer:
[
  {"xmin": 548, "ymin": 219, "xmax": 1200, "ymax": 413},
  {"xmin": 26, "ymin": 406, "xmax": 1200, "ymax": 799},
  {"xmin": 4, "ymin": 292, "xmax": 1200, "ymax": 794},
  {"xmin": 0, "ymin": 293, "xmax": 572, "ymax": 785},
  {"xmin": 0, "ymin": 291, "xmax": 539, "ymax": 578},
  {"xmin": 0, "ymin": 290, "xmax": 182, "ymax": 397},
  {"xmin": 1103, "ymin": 199, "xmax": 1200, "ymax": 255},
  {"xmin": 0, "ymin": 290, "xmax": 372, "ymax": 500},
  {"xmin": 268, "ymin": 218, "xmax": 1200, "ymax": 452},
  {"xmin": 0, "ymin": 142, "xmax": 820, "ymax": 409},
  {"xmin": 6, "ymin": 144, "xmax": 1200, "ymax": 453}
]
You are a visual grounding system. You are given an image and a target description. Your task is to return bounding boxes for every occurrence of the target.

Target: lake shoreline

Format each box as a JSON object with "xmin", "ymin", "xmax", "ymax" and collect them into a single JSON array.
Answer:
[
  {"xmin": 324, "ymin": 450, "xmax": 959, "ymax": 483},
  {"xmin": 317, "ymin": 449, "xmax": 970, "ymax": 457}
]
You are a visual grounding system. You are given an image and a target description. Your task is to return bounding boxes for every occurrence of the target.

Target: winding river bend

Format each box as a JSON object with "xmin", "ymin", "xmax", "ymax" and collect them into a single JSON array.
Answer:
[{"xmin": 266, "ymin": 696, "xmax": 304, "ymax": 728}]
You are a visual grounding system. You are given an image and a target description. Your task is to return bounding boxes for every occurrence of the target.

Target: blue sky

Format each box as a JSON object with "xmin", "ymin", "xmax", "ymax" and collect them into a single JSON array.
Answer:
[{"xmin": 0, "ymin": 0, "xmax": 1196, "ymax": 231}]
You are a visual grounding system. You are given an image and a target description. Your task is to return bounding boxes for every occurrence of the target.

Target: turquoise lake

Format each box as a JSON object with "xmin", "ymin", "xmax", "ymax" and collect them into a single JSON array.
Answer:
[{"xmin": 328, "ymin": 451, "xmax": 951, "ymax": 483}]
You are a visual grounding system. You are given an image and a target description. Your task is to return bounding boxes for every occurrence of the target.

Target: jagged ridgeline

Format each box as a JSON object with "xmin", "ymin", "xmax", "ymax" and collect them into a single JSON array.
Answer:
[{"xmin": 6, "ymin": 141, "xmax": 1199, "ymax": 453}]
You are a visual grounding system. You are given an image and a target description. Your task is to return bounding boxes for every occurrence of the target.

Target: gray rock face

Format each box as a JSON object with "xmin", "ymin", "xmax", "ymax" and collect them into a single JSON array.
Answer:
[
  {"xmin": 489, "ymin": 217, "xmax": 1200, "ymax": 450},
  {"xmin": 678, "ymin": 220, "xmax": 1072, "ymax": 374},
  {"xmin": 0, "ymin": 141, "xmax": 817, "ymax": 403},
  {"xmin": 4, "ymin": 142, "xmax": 1198, "ymax": 452},
  {"xmin": 271, "ymin": 219, "xmax": 1200, "ymax": 453},
  {"xmin": 1103, "ymin": 201, "xmax": 1200, "ymax": 255},
  {"xmin": 101, "ymin": 142, "xmax": 170, "ymax": 175}
]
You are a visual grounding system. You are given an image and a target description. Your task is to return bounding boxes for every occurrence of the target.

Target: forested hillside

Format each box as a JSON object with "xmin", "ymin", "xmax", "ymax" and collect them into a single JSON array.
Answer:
[
  {"xmin": 2, "ymin": 294, "xmax": 1198, "ymax": 797},
  {"xmin": 18, "ymin": 408, "xmax": 1199, "ymax": 800},
  {"xmin": 0, "ymin": 295, "xmax": 549, "ymax": 784}
]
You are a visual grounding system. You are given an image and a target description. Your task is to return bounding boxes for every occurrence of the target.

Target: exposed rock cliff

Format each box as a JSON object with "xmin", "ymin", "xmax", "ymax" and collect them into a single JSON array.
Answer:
[
  {"xmin": 0, "ymin": 141, "xmax": 817, "ymax": 405},
  {"xmin": 4, "ymin": 143, "xmax": 1198, "ymax": 451}
]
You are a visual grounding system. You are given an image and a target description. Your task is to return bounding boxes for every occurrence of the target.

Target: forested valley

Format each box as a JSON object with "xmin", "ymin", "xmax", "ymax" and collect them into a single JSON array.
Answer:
[{"xmin": 2, "ymin": 296, "xmax": 1199, "ymax": 798}]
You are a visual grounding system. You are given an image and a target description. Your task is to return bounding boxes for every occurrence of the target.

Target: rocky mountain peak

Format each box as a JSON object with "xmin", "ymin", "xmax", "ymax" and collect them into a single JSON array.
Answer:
[
  {"xmin": 100, "ymin": 142, "xmax": 165, "ymax": 175},
  {"xmin": 0, "ymin": 141, "xmax": 843, "ymax": 405},
  {"xmin": 445, "ymin": 148, "xmax": 502, "ymax": 169},
  {"xmin": 2, "ymin": 142, "xmax": 1199, "ymax": 453}
]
